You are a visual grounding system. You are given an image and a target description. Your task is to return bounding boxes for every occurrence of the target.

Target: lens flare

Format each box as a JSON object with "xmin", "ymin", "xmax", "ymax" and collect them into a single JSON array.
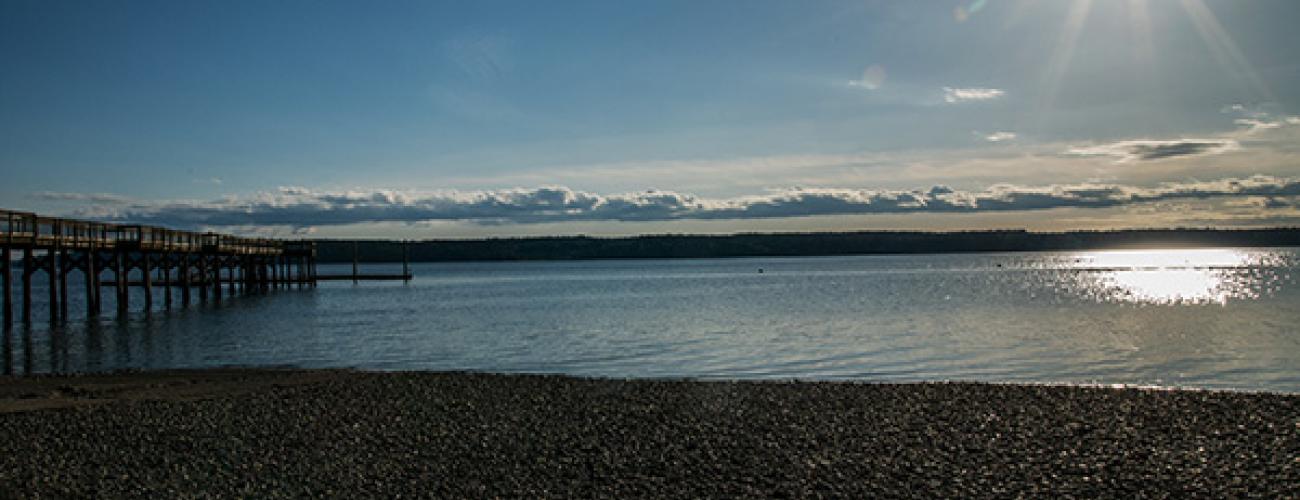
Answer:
[
  {"xmin": 849, "ymin": 64, "xmax": 887, "ymax": 90},
  {"xmin": 954, "ymin": 0, "xmax": 988, "ymax": 23}
]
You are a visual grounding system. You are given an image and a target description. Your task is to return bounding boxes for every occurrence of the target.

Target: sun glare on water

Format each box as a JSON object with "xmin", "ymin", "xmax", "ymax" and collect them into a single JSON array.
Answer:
[{"xmin": 1062, "ymin": 249, "xmax": 1284, "ymax": 305}]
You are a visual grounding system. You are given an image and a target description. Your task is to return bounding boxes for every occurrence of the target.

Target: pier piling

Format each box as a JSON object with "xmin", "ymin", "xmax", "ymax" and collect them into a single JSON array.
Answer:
[
  {"xmin": 22, "ymin": 246, "xmax": 32, "ymax": 324},
  {"xmin": 142, "ymin": 253, "xmax": 153, "ymax": 313},
  {"xmin": 58, "ymin": 248, "xmax": 69, "ymax": 321},
  {"xmin": 2, "ymin": 245, "xmax": 10, "ymax": 328},
  {"xmin": 47, "ymin": 249, "xmax": 58, "ymax": 323}
]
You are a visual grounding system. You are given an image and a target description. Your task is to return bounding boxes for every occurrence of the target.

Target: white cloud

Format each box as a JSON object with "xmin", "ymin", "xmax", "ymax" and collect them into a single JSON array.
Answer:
[
  {"xmin": 984, "ymin": 132, "xmax": 1017, "ymax": 142},
  {"xmin": 1233, "ymin": 116, "xmax": 1300, "ymax": 134},
  {"xmin": 943, "ymin": 87, "xmax": 1005, "ymax": 103},
  {"xmin": 1223, "ymin": 103, "xmax": 1300, "ymax": 135}
]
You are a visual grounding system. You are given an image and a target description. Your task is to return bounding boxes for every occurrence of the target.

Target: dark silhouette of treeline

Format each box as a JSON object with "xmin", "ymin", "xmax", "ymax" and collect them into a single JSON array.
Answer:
[{"xmin": 314, "ymin": 228, "xmax": 1300, "ymax": 263}]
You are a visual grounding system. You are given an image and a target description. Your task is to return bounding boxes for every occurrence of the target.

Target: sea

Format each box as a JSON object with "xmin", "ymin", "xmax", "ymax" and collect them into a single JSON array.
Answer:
[{"xmin": 4, "ymin": 247, "xmax": 1299, "ymax": 392}]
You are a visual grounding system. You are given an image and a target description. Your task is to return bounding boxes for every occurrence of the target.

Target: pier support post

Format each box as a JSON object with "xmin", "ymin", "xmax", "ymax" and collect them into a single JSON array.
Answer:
[
  {"xmin": 58, "ymin": 248, "xmax": 69, "ymax": 321},
  {"xmin": 47, "ymin": 249, "xmax": 58, "ymax": 324},
  {"xmin": 2, "ymin": 246, "xmax": 10, "ymax": 328},
  {"xmin": 21, "ymin": 247, "xmax": 32, "ymax": 324},
  {"xmin": 115, "ymin": 251, "xmax": 127, "ymax": 315},
  {"xmin": 212, "ymin": 257, "xmax": 222, "ymax": 303},
  {"xmin": 86, "ymin": 249, "xmax": 98, "ymax": 317},
  {"xmin": 163, "ymin": 254, "xmax": 172, "ymax": 309},
  {"xmin": 142, "ymin": 253, "xmax": 152, "ymax": 313},
  {"xmin": 352, "ymin": 241, "xmax": 359, "ymax": 284},
  {"xmin": 402, "ymin": 241, "xmax": 410, "ymax": 282},
  {"xmin": 181, "ymin": 254, "xmax": 191, "ymax": 307}
]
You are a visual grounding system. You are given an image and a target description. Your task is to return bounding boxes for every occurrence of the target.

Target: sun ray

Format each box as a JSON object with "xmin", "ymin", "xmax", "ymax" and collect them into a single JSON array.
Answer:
[
  {"xmin": 1032, "ymin": 0, "xmax": 1093, "ymax": 135},
  {"xmin": 1179, "ymin": 0, "xmax": 1274, "ymax": 103},
  {"xmin": 1126, "ymin": 0, "xmax": 1171, "ymax": 132},
  {"xmin": 1128, "ymin": 0, "xmax": 1156, "ymax": 77}
]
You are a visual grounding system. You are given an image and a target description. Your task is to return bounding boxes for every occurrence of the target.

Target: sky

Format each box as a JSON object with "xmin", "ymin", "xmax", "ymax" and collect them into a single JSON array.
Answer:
[{"xmin": 2, "ymin": 0, "xmax": 1300, "ymax": 238}]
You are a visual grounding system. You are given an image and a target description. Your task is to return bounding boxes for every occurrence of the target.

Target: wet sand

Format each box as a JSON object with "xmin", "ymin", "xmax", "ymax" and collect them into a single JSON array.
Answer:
[{"xmin": 1, "ymin": 369, "xmax": 1296, "ymax": 497}]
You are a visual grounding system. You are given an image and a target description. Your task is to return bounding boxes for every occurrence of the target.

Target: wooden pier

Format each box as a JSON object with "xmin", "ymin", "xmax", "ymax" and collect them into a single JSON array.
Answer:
[{"xmin": 1, "ymin": 209, "xmax": 323, "ymax": 326}]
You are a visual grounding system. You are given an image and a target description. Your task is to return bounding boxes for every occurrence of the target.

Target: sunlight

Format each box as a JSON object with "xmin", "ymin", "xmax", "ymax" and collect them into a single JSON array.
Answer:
[
  {"xmin": 1066, "ymin": 249, "xmax": 1265, "ymax": 305},
  {"xmin": 1127, "ymin": 0, "xmax": 1156, "ymax": 84},
  {"xmin": 1034, "ymin": 0, "xmax": 1092, "ymax": 131},
  {"xmin": 1102, "ymin": 268, "xmax": 1240, "ymax": 305},
  {"xmin": 1179, "ymin": 0, "xmax": 1274, "ymax": 102}
]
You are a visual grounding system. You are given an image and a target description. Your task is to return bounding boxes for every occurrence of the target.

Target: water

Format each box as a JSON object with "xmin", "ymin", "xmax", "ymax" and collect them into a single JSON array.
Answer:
[{"xmin": 4, "ymin": 248, "xmax": 1299, "ymax": 392}]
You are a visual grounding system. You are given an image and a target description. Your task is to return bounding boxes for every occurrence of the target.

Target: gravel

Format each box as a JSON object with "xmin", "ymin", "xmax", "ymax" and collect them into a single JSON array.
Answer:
[{"xmin": 1, "ymin": 370, "xmax": 1297, "ymax": 498}]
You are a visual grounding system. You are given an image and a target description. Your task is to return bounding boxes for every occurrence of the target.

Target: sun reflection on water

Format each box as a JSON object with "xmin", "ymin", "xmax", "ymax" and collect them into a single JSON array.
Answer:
[{"xmin": 1056, "ymin": 249, "xmax": 1290, "ymax": 305}]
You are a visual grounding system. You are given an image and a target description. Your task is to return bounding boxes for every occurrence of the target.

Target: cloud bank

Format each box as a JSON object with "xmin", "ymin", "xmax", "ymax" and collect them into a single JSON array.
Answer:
[{"xmin": 51, "ymin": 176, "xmax": 1300, "ymax": 229}]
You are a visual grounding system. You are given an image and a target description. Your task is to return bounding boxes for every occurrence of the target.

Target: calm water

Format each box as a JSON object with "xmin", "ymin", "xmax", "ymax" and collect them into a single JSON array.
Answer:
[{"xmin": 5, "ymin": 248, "xmax": 1299, "ymax": 392}]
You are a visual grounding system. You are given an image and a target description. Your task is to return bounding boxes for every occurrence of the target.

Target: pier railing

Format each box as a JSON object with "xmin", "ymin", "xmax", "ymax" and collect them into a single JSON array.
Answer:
[{"xmin": 2, "ymin": 210, "xmax": 299, "ymax": 256}]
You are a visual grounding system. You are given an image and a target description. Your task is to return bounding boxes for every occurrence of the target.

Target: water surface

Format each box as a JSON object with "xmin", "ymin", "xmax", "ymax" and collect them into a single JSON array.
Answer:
[{"xmin": 5, "ymin": 248, "xmax": 1299, "ymax": 392}]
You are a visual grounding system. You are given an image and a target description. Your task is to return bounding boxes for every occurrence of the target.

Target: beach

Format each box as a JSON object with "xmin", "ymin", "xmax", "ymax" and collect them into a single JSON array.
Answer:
[{"xmin": 0, "ymin": 369, "xmax": 1295, "ymax": 497}]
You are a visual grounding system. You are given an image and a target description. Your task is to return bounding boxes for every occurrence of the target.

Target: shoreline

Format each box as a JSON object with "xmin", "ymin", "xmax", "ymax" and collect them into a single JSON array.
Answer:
[
  {"xmin": 2, "ymin": 368, "xmax": 1297, "ymax": 413},
  {"xmin": 2, "ymin": 368, "xmax": 1297, "ymax": 496}
]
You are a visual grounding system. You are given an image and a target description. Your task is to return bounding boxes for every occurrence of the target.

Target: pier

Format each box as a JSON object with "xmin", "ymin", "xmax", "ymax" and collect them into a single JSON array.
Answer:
[{"xmin": 0, "ymin": 209, "xmax": 407, "ymax": 327}]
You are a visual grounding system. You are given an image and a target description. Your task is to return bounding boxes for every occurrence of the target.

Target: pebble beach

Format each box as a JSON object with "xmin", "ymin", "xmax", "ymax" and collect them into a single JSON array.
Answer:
[{"xmin": 1, "ymin": 369, "xmax": 1296, "ymax": 497}]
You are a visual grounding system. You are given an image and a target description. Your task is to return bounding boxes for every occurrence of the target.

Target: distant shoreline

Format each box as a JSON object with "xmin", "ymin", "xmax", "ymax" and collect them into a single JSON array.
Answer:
[
  {"xmin": 1, "ymin": 368, "xmax": 1296, "ymax": 496},
  {"xmin": 315, "ymin": 227, "xmax": 1300, "ymax": 263}
]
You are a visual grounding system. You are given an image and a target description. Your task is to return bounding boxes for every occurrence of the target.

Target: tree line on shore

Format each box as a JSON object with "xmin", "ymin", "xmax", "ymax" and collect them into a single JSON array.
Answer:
[{"xmin": 313, "ymin": 228, "xmax": 1300, "ymax": 263}]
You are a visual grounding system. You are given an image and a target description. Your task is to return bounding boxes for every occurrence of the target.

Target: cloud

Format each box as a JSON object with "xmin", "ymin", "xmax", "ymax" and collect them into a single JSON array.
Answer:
[
  {"xmin": 1254, "ymin": 196, "xmax": 1299, "ymax": 209},
  {"xmin": 31, "ymin": 192, "xmax": 136, "ymax": 205},
  {"xmin": 943, "ymin": 87, "xmax": 1005, "ymax": 103},
  {"xmin": 1232, "ymin": 116, "xmax": 1300, "ymax": 134},
  {"xmin": 1222, "ymin": 103, "xmax": 1300, "ymax": 135},
  {"xmin": 1234, "ymin": 118, "xmax": 1283, "ymax": 132},
  {"xmin": 984, "ymin": 132, "xmax": 1017, "ymax": 142},
  {"xmin": 1067, "ymin": 139, "xmax": 1239, "ymax": 162},
  {"xmin": 62, "ymin": 175, "xmax": 1300, "ymax": 229}
]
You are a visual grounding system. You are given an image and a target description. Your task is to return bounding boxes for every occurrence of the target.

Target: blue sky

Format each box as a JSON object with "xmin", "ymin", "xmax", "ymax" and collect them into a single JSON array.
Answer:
[{"xmin": 3, "ymin": 0, "xmax": 1299, "ymax": 237}]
